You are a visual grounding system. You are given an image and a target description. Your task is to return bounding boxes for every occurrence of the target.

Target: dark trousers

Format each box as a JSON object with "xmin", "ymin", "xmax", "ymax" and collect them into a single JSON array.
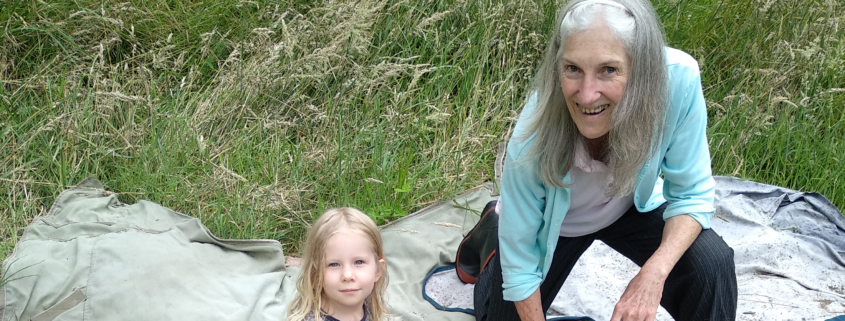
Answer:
[{"xmin": 473, "ymin": 203, "xmax": 738, "ymax": 321}]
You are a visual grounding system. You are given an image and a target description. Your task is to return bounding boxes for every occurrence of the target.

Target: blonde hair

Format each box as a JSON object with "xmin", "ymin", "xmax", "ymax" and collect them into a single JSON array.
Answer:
[
  {"xmin": 522, "ymin": 0, "xmax": 668, "ymax": 197},
  {"xmin": 286, "ymin": 208, "xmax": 389, "ymax": 321}
]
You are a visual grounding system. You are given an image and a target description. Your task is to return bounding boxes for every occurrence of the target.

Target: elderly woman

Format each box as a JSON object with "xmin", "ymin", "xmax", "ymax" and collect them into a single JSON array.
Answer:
[{"xmin": 469, "ymin": 0, "xmax": 738, "ymax": 320}]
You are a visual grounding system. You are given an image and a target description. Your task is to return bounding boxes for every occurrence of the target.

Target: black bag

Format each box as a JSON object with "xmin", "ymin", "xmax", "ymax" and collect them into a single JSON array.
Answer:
[{"xmin": 455, "ymin": 200, "xmax": 499, "ymax": 284}]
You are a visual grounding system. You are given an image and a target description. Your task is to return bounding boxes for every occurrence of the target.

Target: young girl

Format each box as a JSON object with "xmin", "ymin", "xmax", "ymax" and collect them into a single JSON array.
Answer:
[{"xmin": 286, "ymin": 208, "xmax": 389, "ymax": 321}]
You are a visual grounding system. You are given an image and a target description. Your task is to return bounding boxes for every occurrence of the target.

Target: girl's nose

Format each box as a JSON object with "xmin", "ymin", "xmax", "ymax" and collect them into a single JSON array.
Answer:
[{"xmin": 342, "ymin": 266, "xmax": 354, "ymax": 281}]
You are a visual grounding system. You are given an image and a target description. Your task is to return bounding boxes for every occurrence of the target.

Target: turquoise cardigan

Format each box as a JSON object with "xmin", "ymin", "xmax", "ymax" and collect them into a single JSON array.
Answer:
[{"xmin": 498, "ymin": 47, "xmax": 716, "ymax": 302}]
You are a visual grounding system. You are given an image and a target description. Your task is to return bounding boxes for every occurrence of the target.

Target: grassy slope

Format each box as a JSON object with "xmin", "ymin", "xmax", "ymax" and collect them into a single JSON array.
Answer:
[{"xmin": 1, "ymin": 0, "xmax": 843, "ymax": 260}]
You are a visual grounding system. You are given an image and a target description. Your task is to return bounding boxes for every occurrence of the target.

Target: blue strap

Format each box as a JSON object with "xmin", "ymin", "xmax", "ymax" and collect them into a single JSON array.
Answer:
[{"xmin": 422, "ymin": 264, "xmax": 595, "ymax": 321}]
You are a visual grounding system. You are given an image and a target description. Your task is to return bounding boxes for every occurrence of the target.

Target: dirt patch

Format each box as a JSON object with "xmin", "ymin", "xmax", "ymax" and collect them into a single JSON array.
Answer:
[{"xmin": 817, "ymin": 299, "xmax": 832, "ymax": 310}]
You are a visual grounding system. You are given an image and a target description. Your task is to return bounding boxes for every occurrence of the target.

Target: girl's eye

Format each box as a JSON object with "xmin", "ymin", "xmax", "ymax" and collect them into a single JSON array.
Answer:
[
  {"xmin": 355, "ymin": 260, "xmax": 365, "ymax": 265},
  {"xmin": 328, "ymin": 263, "xmax": 339, "ymax": 267}
]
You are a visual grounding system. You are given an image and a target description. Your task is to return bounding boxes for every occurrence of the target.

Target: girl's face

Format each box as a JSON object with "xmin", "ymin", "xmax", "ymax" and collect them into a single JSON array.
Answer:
[
  {"xmin": 560, "ymin": 22, "xmax": 630, "ymax": 141},
  {"xmin": 322, "ymin": 226, "xmax": 384, "ymax": 314}
]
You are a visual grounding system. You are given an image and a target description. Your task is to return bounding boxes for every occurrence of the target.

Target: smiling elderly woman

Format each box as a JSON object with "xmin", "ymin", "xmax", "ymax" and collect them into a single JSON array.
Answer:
[{"xmin": 469, "ymin": 0, "xmax": 738, "ymax": 320}]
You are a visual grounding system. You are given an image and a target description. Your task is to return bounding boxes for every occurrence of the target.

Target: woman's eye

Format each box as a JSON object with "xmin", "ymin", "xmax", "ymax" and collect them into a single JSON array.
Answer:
[
  {"xmin": 605, "ymin": 66, "xmax": 617, "ymax": 74},
  {"xmin": 564, "ymin": 65, "xmax": 579, "ymax": 73},
  {"xmin": 355, "ymin": 260, "xmax": 365, "ymax": 265}
]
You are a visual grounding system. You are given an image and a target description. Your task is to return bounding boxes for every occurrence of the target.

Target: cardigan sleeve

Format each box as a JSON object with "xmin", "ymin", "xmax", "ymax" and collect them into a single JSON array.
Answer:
[
  {"xmin": 498, "ymin": 145, "xmax": 547, "ymax": 301},
  {"xmin": 659, "ymin": 52, "xmax": 716, "ymax": 228},
  {"xmin": 497, "ymin": 94, "xmax": 548, "ymax": 302}
]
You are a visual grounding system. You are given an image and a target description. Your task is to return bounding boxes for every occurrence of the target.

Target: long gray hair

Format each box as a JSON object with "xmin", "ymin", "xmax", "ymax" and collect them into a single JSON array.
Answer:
[{"xmin": 521, "ymin": 0, "xmax": 668, "ymax": 197}]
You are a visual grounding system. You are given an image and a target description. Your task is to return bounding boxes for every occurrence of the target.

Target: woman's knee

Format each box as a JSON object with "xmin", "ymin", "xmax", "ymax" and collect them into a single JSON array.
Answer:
[{"xmin": 685, "ymin": 230, "xmax": 737, "ymax": 283}]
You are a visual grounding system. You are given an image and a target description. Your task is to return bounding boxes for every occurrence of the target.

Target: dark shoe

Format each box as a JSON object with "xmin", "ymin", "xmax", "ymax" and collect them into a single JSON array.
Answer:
[{"xmin": 456, "ymin": 200, "xmax": 499, "ymax": 284}]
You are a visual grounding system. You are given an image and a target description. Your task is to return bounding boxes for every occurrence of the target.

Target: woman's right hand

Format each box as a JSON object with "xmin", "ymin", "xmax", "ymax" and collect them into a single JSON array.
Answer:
[{"xmin": 514, "ymin": 288, "xmax": 546, "ymax": 321}]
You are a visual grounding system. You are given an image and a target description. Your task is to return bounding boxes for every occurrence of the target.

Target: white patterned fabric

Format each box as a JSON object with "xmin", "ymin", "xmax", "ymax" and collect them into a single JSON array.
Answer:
[{"xmin": 421, "ymin": 177, "xmax": 845, "ymax": 321}]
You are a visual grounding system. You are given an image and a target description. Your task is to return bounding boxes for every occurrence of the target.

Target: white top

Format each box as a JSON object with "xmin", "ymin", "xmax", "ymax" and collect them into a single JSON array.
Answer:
[{"xmin": 558, "ymin": 141, "xmax": 633, "ymax": 237}]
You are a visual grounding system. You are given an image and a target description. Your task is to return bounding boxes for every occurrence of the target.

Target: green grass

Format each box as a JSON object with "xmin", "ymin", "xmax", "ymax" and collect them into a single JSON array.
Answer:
[{"xmin": 1, "ymin": 0, "xmax": 843, "ymax": 261}]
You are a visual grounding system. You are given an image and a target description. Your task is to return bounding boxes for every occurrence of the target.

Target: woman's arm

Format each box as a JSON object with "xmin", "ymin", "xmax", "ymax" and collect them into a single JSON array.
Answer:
[
  {"xmin": 610, "ymin": 49, "xmax": 713, "ymax": 321},
  {"xmin": 498, "ymin": 146, "xmax": 547, "ymax": 302},
  {"xmin": 659, "ymin": 49, "xmax": 716, "ymax": 228},
  {"xmin": 498, "ymin": 93, "xmax": 552, "ymax": 302},
  {"xmin": 514, "ymin": 288, "xmax": 546, "ymax": 321}
]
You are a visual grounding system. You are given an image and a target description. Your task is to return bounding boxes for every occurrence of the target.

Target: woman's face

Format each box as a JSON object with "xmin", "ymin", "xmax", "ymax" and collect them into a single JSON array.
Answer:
[{"xmin": 560, "ymin": 22, "xmax": 630, "ymax": 140}]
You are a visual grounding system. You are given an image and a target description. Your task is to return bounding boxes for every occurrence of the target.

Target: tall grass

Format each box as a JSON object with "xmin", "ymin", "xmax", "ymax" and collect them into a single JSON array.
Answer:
[
  {"xmin": 662, "ymin": 0, "xmax": 845, "ymax": 205},
  {"xmin": 1, "ymin": 0, "xmax": 843, "ymax": 260}
]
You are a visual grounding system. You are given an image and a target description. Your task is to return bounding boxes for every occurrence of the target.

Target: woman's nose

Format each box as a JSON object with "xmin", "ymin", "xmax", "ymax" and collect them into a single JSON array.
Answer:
[{"xmin": 577, "ymin": 75, "xmax": 601, "ymax": 105}]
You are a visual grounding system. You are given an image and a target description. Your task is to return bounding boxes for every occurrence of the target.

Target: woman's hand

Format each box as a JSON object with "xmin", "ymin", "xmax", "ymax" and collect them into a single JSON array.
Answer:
[
  {"xmin": 609, "ymin": 266, "xmax": 665, "ymax": 321},
  {"xmin": 610, "ymin": 214, "xmax": 702, "ymax": 321}
]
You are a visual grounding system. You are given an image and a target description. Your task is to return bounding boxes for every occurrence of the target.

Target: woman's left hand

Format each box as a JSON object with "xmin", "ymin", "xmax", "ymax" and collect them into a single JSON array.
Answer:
[{"xmin": 609, "ymin": 267, "xmax": 665, "ymax": 321}]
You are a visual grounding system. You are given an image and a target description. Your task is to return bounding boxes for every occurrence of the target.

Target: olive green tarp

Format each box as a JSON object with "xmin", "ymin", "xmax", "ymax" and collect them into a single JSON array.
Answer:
[{"xmin": 0, "ymin": 177, "xmax": 490, "ymax": 321}]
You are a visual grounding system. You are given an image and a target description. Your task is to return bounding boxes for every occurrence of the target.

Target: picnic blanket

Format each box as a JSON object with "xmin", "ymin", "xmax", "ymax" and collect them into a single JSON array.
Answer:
[{"xmin": 2, "ymin": 176, "xmax": 844, "ymax": 320}]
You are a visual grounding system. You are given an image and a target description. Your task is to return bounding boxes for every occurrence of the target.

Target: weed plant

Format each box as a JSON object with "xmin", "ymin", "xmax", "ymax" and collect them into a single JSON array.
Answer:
[{"xmin": 1, "ymin": 0, "xmax": 843, "ymax": 260}]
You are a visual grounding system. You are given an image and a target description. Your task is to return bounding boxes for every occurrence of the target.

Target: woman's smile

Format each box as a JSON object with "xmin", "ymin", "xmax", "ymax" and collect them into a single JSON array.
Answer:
[{"xmin": 579, "ymin": 103, "xmax": 610, "ymax": 115}]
